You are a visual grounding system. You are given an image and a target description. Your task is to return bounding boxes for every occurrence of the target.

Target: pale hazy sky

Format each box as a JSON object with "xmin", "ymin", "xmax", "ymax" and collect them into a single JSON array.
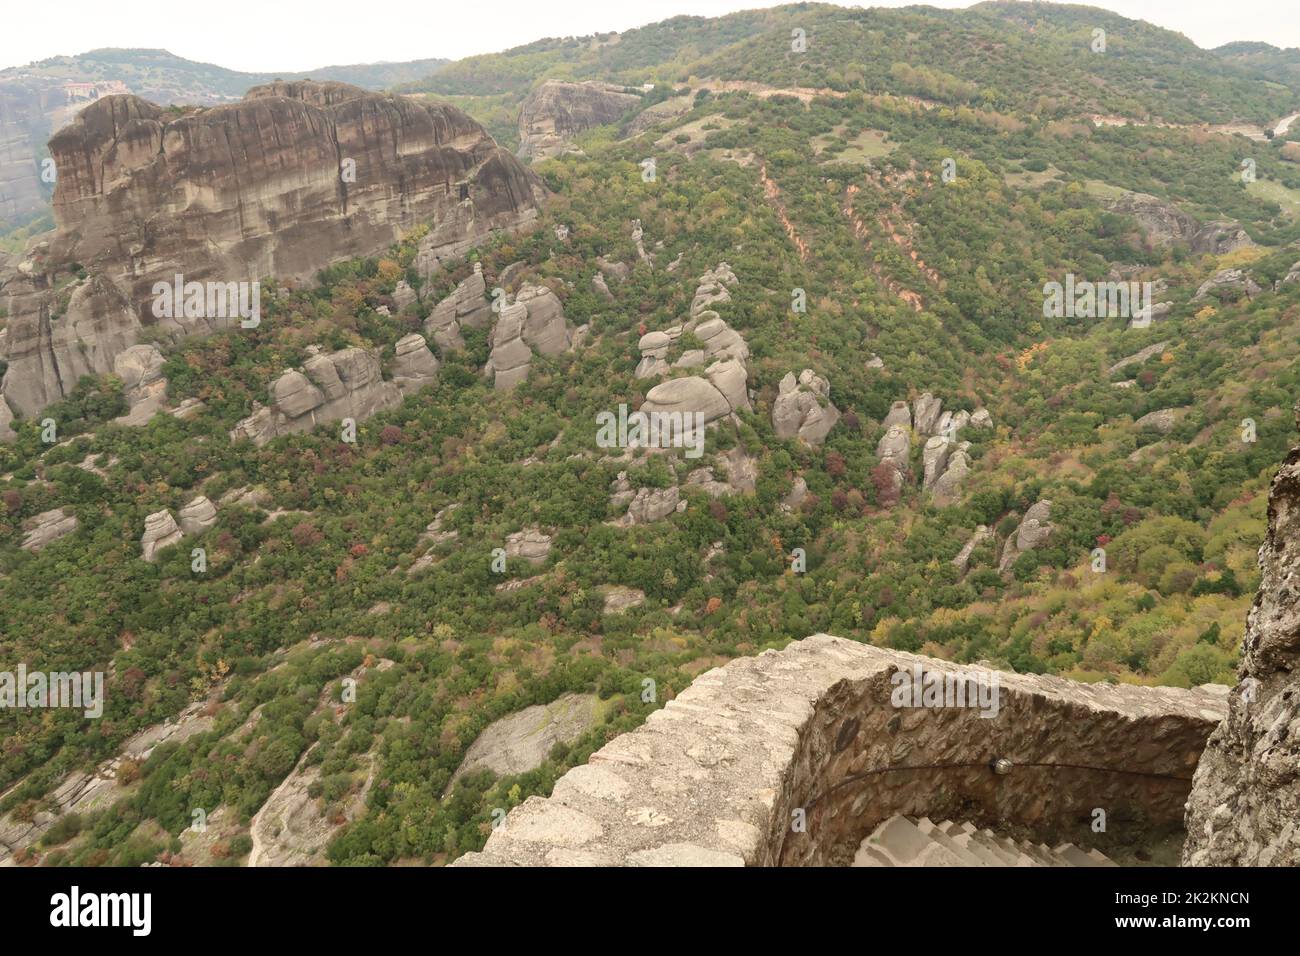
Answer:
[{"xmin": 2, "ymin": 0, "xmax": 1297, "ymax": 74}]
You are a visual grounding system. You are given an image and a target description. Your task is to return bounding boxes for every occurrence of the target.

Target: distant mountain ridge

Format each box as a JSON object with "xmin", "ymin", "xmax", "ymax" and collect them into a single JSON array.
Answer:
[{"xmin": 0, "ymin": 47, "xmax": 449, "ymax": 102}]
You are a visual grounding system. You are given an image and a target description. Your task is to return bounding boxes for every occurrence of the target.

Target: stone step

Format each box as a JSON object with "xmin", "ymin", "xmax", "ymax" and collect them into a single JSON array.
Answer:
[{"xmin": 852, "ymin": 816, "xmax": 1118, "ymax": 868}]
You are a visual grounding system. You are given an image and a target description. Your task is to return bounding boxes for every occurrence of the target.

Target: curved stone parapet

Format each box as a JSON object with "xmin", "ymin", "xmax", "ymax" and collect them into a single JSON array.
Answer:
[{"xmin": 454, "ymin": 635, "xmax": 1227, "ymax": 867}]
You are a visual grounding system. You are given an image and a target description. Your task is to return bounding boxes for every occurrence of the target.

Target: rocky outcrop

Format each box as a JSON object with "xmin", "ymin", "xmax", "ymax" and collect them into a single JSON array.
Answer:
[
  {"xmin": 505, "ymin": 528, "xmax": 552, "ymax": 566},
  {"xmin": 912, "ymin": 392, "xmax": 943, "ymax": 435},
  {"xmin": 248, "ymin": 746, "xmax": 374, "ymax": 867},
  {"xmin": 930, "ymin": 442, "xmax": 972, "ymax": 506},
  {"xmin": 1, "ymin": 80, "xmax": 542, "ymax": 424},
  {"xmin": 609, "ymin": 477, "xmax": 683, "ymax": 526},
  {"xmin": 141, "ymin": 509, "xmax": 184, "ymax": 561},
  {"xmin": 1192, "ymin": 268, "xmax": 1262, "ymax": 302},
  {"xmin": 484, "ymin": 284, "xmax": 574, "ymax": 390},
  {"xmin": 602, "ymin": 586, "xmax": 647, "ymax": 614},
  {"xmin": 952, "ymin": 525, "xmax": 993, "ymax": 574},
  {"xmin": 455, "ymin": 635, "xmax": 1226, "ymax": 867},
  {"xmin": 998, "ymin": 500, "xmax": 1053, "ymax": 573},
  {"xmin": 636, "ymin": 264, "xmax": 746, "ymax": 379},
  {"xmin": 639, "ymin": 360, "xmax": 751, "ymax": 427},
  {"xmin": 448, "ymin": 693, "xmax": 601, "ymax": 791},
  {"xmin": 112, "ymin": 343, "xmax": 167, "ymax": 426},
  {"xmin": 772, "ymin": 370, "xmax": 840, "ymax": 446},
  {"xmin": 1184, "ymin": 409, "xmax": 1300, "ymax": 866},
  {"xmin": 875, "ymin": 393, "xmax": 980, "ymax": 506},
  {"xmin": 875, "ymin": 424, "xmax": 912, "ymax": 499},
  {"xmin": 177, "ymin": 496, "xmax": 217, "ymax": 536},
  {"xmin": 21, "ymin": 508, "xmax": 78, "ymax": 552},
  {"xmin": 882, "ymin": 401, "xmax": 911, "ymax": 429},
  {"xmin": 0, "ymin": 699, "xmax": 216, "ymax": 863},
  {"xmin": 1134, "ymin": 407, "xmax": 1186, "ymax": 434},
  {"xmin": 390, "ymin": 333, "xmax": 440, "ymax": 395},
  {"xmin": 231, "ymin": 344, "xmax": 417, "ymax": 446},
  {"xmin": 425, "ymin": 264, "xmax": 491, "ymax": 352},
  {"xmin": 1103, "ymin": 192, "xmax": 1253, "ymax": 254},
  {"xmin": 517, "ymin": 81, "xmax": 642, "ymax": 161},
  {"xmin": 1109, "ymin": 341, "xmax": 1170, "ymax": 375}
]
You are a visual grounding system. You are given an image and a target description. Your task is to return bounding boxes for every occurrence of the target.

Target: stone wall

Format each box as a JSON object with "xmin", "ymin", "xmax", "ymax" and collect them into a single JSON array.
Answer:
[{"xmin": 455, "ymin": 635, "xmax": 1227, "ymax": 867}]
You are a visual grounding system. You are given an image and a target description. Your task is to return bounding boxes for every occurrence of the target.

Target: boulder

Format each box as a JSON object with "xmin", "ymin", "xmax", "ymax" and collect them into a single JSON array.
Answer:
[
  {"xmin": 1192, "ymin": 268, "xmax": 1262, "ymax": 302},
  {"xmin": 912, "ymin": 393, "xmax": 943, "ymax": 435},
  {"xmin": 392, "ymin": 280, "xmax": 417, "ymax": 311},
  {"xmin": 921, "ymin": 435, "xmax": 953, "ymax": 491},
  {"xmin": 177, "ymin": 496, "xmax": 217, "ymax": 536},
  {"xmin": 21, "ymin": 508, "xmax": 78, "ymax": 552},
  {"xmin": 1135, "ymin": 407, "xmax": 1185, "ymax": 434},
  {"xmin": 931, "ymin": 444, "xmax": 972, "ymax": 507},
  {"xmin": 882, "ymin": 401, "xmax": 912, "ymax": 429},
  {"xmin": 485, "ymin": 286, "xmax": 573, "ymax": 390},
  {"xmin": 602, "ymin": 586, "xmax": 646, "ymax": 615},
  {"xmin": 952, "ymin": 525, "xmax": 992, "ymax": 574},
  {"xmin": 231, "ymin": 346, "xmax": 403, "ymax": 446},
  {"xmin": 141, "ymin": 509, "xmax": 184, "ymax": 562},
  {"xmin": 876, "ymin": 424, "xmax": 911, "ymax": 464},
  {"xmin": 625, "ymin": 485, "xmax": 682, "ymax": 525},
  {"xmin": 505, "ymin": 528, "xmax": 552, "ymax": 566},
  {"xmin": 426, "ymin": 264, "xmax": 491, "ymax": 351},
  {"xmin": 447, "ymin": 692, "xmax": 602, "ymax": 792},
  {"xmin": 1108, "ymin": 341, "xmax": 1170, "ymax": 375},
  {"xmin": 641, "ymin": 375, "xmax": 733, "ymax": 426},
  {"xmin": 998, "ymin": 500, "xmax": 1053, "ymax": 573},
  {"xmin": 772, "ymin": 370, "xmax": 839, "ymax": 446},
  {"xmin": 391, "ymin": 333, "xmax": 440, "ymax": 395}
]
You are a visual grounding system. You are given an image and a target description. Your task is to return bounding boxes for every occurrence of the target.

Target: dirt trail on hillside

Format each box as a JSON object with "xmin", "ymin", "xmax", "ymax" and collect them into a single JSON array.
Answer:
[{"xmin": 759, "ymin": 162, "xmax": 809, "ymax": 260}]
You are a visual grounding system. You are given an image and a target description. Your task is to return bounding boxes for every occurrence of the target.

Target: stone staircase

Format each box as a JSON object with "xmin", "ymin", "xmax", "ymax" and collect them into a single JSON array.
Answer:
[{"xmin": 853, "ymin": 816, "xmax": 1118, "ymax": 867}]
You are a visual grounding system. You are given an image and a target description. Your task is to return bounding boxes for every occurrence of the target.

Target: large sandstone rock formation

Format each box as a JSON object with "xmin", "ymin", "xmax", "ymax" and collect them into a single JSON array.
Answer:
[
  {"xmin": 773, "ymin": 370, "xmax": 840, "ymax": 446},
  {"xmin": 1103, "ymin": 192, "xmax": 1254, "ymax": 254},
  {"xmin": 999, "ymin": 500, "xmax": 1054, "ymax": 573},
  {"xmin": 425, "ymin": 263, "xmax": 492, "ymax": 352},
  {"xmin": 875, "ymin": 392, "xmax": 983, "ymax": 507},
  {"xmin": 484, "ymin": 285, "xmax": 574, "ymax": 390},
  {"xmin": 636, "ymin": 263, "xmax": 746, "ymax": 379},
  {"xmin": 447, "ymin": 692, "xmax": 601, "ymax": 792},
  {"xmin": 640, "ymin": 359, "xmax": 751, "ymax": 429},
  {"xmin": 231, "ymin": 342, "xmax": 434, "ymax": 445},
  {"xmin": 1184, "ymin": 408, "xmax": 1300, "ymax": 866},
  {"xmin": 517, "ymin": 81, "xmax": 642, "ymax": 161},
  {"xmin": 0, "ymin": 80, "xmax": 542, "ymax": 428},
  {"xmin": 140, "ymin": 509, "xmax": 184, "ymax": 562},
  {"xmin": 0, "ymin": 82, "xmax": 49, "ymax": 227},
  {"xmin": 21, "ymin": 508, "xmax": 78, "ymax": 552}
]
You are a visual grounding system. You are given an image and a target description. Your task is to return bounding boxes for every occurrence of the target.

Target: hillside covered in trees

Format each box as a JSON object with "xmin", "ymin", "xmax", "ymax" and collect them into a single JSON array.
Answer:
[{"xmin": 2, "ymin": 2, "xmax": 1299, "ymax": 867}]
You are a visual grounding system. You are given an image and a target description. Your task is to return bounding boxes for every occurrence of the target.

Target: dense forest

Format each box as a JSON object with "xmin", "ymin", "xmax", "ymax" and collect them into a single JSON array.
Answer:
[{"xmin": 2, "ymin": 1, "xmax": 1299, "ymax": 866}]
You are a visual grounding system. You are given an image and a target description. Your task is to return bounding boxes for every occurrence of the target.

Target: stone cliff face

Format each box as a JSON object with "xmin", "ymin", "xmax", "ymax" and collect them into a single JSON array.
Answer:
[
  {"xmin": 1184, "ymin": 407, "xmax": 1300, "ymax": 866},
  {"xmin": 0, "ymin": 80, "xmax": 543, "ymax": 425},
  {"xmin": 0, "ymin": 82, "xmax": 50, "ymax": 226},
  {"xmin": 517, "ymin": 80, "xmax": 642, "ymax": 161}
]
